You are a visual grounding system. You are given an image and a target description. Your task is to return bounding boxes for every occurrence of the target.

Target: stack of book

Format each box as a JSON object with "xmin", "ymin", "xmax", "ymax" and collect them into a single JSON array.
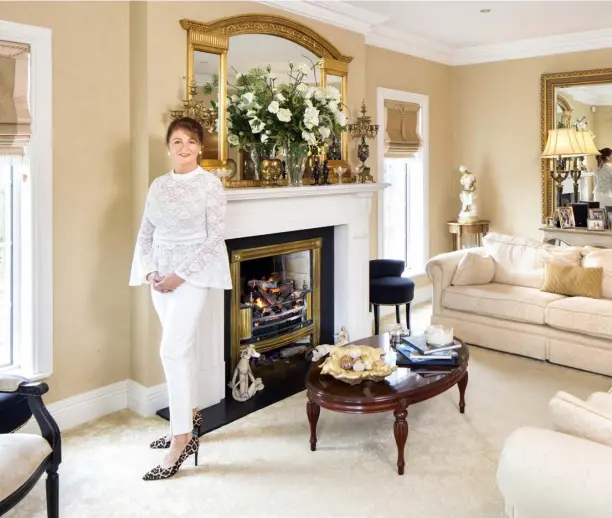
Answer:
[{"xmin": 396, "ymin": 334, "xmax": 461, "ymax": 368}]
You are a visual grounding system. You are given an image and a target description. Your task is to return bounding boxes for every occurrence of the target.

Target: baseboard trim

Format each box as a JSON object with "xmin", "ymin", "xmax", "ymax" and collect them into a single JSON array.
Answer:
[{"xmin": 18, "ymin": 379, "xmax": 169, "ymax": 434}]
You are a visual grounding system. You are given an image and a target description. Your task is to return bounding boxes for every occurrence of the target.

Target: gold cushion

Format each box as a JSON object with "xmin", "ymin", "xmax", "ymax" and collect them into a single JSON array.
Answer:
[{"xmin": 541, "ymin": 262, "xmax": 603, "ymax": 298}]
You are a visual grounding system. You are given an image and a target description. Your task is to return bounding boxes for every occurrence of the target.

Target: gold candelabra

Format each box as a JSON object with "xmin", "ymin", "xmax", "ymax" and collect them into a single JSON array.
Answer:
[
  {"xmin": 347, "ymin": 100, "xmax": 379, "ymax": 179},
  {"xmin": 169, "ymin": 78, "xmax": 217, "ymax": 130}
]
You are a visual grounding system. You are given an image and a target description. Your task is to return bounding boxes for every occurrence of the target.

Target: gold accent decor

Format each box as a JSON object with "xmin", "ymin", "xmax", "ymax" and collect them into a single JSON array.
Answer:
[
  {"xmin": 261, "ymin": 158, "xmax": 282, "ymax": 187},
  {"xmin": 229, "ymin": 238, "xmax": 322, "ymax": 371},
  {"xmin": 240, "ymin": 307, "xmax": 253, "ymax": 340},
  {"xmin": 179, "ymin": 14, "xmax": 353, "ymax": 188},
  {"xmin": 319, "ymin": 345, "xmax": 397, "ymax": 385},
  {"xmin": 540, "ymin": 68, "xmax": 612, "ymax": 221},
  {"xmin": 306, "ymin": 291, "xmax": 312, "ymax": 321},
  {"xmin": 320, "ymin": 57, "xmax": 350, "ymax": 171}
]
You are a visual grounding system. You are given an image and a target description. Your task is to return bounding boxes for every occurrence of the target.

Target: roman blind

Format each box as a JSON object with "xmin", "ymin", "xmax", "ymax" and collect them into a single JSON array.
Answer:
[
  {"xmin": 384, "ymin": 100, "xmax": 421, "ymax": 158},
  {"xmin": 0, "ymin": 39, "xmax": 31, "ymax": 161}
]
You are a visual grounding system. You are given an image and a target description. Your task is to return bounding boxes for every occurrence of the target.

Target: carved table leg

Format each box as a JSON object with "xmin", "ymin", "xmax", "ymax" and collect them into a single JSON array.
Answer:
[
  {"xmin": 393, "ymin": 403, "xmax": 409, "ymax": 475},
  {"xmin": 307, "ymin": 393, "xmax": 320, "ymax": 452},
  {"xmin": 458, "ymin": 370, "xmax": 469, "ymax": 414}
]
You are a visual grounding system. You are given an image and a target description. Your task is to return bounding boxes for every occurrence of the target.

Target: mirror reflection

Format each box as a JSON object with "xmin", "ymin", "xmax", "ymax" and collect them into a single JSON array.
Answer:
[
  {"xmin": 554, "ymin": 84, "xmax": 612, "ymax": 207},
  {"xmin": 193, "ymin": 50, "xmax": 220, "ymax": 161},
  {"xmin": 225, "ymin": 34, "xmax": 320, "ymax": 181},
  {"xmin": 325, "ymin": 73, "xmax": 344, "ymax": 161}
]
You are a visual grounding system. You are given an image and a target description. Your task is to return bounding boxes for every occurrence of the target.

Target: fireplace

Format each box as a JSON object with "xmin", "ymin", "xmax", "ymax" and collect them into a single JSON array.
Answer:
[{"xmin": 224, "ymin": 227, "xmax": 334, "ymax": 383}]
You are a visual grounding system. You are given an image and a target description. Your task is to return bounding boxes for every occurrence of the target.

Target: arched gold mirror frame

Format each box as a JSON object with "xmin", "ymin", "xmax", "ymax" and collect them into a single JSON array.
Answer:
[
  {"xmin": 180, "ymin": 14, "xmax": 353, "ymax": 187},
  {"xmin": 541, "ymin": 68, "xmax": 612, "ymax": 221}
]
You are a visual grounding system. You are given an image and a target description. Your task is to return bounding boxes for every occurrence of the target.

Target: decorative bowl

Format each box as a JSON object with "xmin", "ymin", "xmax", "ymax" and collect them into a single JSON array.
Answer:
[{"xmin": 319, "ymin": 345, "xmax": 397, "ymax": 385}]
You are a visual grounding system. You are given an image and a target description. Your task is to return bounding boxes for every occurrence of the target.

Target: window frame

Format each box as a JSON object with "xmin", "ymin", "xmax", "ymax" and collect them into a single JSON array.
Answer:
[
  {"xmin": 376, "ymin": 88, "xmax": 429, "ymax": 278},
  {"xmin": 0, "ymin": 20, "xmax": 53, "ymax": 380}
]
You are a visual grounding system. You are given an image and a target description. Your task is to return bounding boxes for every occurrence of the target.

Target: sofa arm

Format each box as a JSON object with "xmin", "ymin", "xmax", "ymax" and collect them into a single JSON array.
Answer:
[
  {"xmin": 497, "ymin": 427, "xmax": 612, "ymax": 518},
  {"xmin": 425, "ymin": 249, "xmax": 474, "ymax": 314}
]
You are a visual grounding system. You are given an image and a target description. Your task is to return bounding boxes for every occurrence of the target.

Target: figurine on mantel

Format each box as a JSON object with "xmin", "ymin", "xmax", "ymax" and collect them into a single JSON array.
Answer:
[
  {"xmin": 458, "ymin": 165, "xmax": 479, "ymax": 223},
  {"xmin": 322, "ymin": 159, "xmax": 331, "ymax": 185}
]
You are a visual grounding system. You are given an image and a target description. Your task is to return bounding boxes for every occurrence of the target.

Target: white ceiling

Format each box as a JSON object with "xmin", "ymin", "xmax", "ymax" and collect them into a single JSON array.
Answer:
[
  {"xmin": 559, "ymin": 85, "xmax": 612, "ymax": 107},
  {"xmin": 258, "ymin": 0, "xmax": 612, "ymax": 65}
]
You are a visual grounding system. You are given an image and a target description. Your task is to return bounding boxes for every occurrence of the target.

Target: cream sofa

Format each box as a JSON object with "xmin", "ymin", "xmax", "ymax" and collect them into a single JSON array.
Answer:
[
  {"xmin": 425, "ymin": 232, "xmax": 612, "ymax": 377},
  {"xmin": 497, "ymin": 388, "xmax": 612, "ymax": 518}
]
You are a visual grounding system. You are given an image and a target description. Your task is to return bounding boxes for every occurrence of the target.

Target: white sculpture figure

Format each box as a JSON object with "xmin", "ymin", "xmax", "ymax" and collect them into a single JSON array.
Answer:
[
  {"xmin": 310, "ymin": 326, "xmax": 351, "ymax": 362},
  {"xmin": 228, "ymin": 344, "xmax": 264, "ymax": 402},
  {"xmin": 458, "ymin": 165, "xmax": 479, "ymax": 223}
]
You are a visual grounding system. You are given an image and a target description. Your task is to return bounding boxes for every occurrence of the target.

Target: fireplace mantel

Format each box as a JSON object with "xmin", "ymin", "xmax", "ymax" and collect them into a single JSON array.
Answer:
[{"xmin": 195, "ymin": 181, "xmax": 387, "ymax": 410}]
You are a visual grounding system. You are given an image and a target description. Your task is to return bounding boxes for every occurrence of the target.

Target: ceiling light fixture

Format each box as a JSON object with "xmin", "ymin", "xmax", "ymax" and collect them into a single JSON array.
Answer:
[{"xmin": 480, "ymin": 8, "xmax": 491, "ymax": 13}]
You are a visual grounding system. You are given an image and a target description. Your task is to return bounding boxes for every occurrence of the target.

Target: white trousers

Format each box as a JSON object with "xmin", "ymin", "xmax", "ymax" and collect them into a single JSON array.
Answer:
[{"xmin": 151, "ymin": 283, "xmax": 209, "ymax": 436}]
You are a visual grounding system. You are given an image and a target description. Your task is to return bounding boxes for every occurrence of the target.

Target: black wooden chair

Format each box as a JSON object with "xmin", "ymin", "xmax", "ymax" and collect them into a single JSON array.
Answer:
[
  {"xmin": 0, "ymin": 375, "xmax": 61, "ymax": 518},
  {"xmin": 369, "ymin": 259, "xmax": 415, "ymax": 335}
]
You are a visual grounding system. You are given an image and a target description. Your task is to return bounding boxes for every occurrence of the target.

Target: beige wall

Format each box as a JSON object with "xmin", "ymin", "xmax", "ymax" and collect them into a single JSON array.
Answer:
[
  {"xmin": 365, "ymin": 46, "xmax": 455, "ymax": 273},
  {"xmin": 0, "ymin": 2, "xmax": 132, "ymax": 403},
  {"xmin": 594, "ymin": 106, "xmax": 612, "ymax": 152},
  {"xmin": 452, "ymin": 48, "xmax": 612, "ymax": 240}
]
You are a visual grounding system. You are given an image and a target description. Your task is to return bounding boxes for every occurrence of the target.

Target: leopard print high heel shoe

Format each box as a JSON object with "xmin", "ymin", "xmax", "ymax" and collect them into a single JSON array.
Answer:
[
  {"xmin": 142, "ymin": 435, "xmax": 200, "ymax": 481},
  {"xmin": 149, "ymin": 412, "xmax": 203, "ymax": 449}
]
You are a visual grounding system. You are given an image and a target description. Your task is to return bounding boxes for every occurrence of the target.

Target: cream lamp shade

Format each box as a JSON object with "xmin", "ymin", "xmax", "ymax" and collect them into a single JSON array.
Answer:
[
  {"xmin": 574, "ymin": 130, "xmax": 601, "ymax": 156},
  {"xmin": 541, "ymin": 128, "xmax": 584, "ymax": 157}
]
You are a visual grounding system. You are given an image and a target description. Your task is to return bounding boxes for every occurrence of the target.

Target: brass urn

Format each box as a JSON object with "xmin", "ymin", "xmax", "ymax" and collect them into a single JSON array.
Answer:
[{"xmin": 261, "ymin": 158, "xmax": 282, "ymax": 187}]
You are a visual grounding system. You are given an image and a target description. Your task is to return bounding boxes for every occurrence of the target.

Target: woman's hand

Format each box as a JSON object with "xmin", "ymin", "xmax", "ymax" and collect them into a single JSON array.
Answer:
[
  {"xmin": 146, "ymin": 271, "xmax": 163, "ymax": 284},
  {"xmin": 153, "ymin": 273, "xmax": 185, "ymax": 293}
]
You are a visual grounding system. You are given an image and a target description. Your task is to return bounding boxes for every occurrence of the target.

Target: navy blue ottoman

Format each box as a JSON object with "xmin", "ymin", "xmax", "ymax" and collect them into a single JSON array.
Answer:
[{"xmin": 369, "ymin": 259, "xmax": 415, "ymax": 335}]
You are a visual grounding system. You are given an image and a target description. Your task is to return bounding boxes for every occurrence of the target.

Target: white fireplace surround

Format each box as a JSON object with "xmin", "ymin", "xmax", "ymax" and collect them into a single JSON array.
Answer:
[{"xmin": 195, "ymin": 182, "xmax": 386, "ymax": 410}]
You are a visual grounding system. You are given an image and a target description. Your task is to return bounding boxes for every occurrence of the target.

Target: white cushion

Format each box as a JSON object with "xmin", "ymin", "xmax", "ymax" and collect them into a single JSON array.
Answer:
[
  {"xmin": 482, "ymin": 232, "xmax": 582, "ymax": 289},
  {"xmin": 0, "ymin": 434, "xmax": 51, "ymax": 501},
  {"xmin": 545, "ymin": 297, "xmax": 612, "ymax": 340},
  {"xmin": 451, "ymin": 250, "xmax": 495, "ymax": 286},
  {"xmin": 442, "ymin": 283, "xmax": 566, "ymax": 325},
  {"xmin": 549, "ymin": 391, "xmax": 612, "ymax": 448},
  {"xmin": 582, "ymin": 248, "xmax": 612, "ymax": 299}
]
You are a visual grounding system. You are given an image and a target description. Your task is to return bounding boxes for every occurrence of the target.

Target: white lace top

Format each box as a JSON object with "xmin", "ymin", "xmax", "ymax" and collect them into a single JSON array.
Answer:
[
  {"xmin": 595, "ymin": 163, "xmax": 612, "ymax": 197},
  {"xmin": 129, "ymin": 166, "xmax": 232, "ymax": 290}
]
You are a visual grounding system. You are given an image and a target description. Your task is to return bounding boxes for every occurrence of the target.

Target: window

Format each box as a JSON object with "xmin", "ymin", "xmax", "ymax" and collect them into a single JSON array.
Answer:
[
  {"xmin": 0, "ymin": 21, "xmax": 52, "ymax": 379},
  {"xmin": 377, "ymin": 88, "xmax": 429, "ymax": 277},
  {"xmin": 382, "ymin": 155, "xmax": 425, "ymax": 274}
]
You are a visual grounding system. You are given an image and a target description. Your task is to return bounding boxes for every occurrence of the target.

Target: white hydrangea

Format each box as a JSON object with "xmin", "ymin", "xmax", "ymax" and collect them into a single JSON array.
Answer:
[
  {"xmin": 313, "ymin": 88, "xmax": 325, "ymax": 101},
  {"xmin": 296, "ymin": 83, "xmax": 308, "ymax": 94},
  {"xmin": 303, "ymin": 106, "xmax": 320, "ymax": 129},
  {"xmin": 326, "ymin": 86, "xmax": 341, "ymax": 101},
  {"xmin": 328, "ymin": 101, "xmax": 339, "ymax": 113},
  {"xmin": 277, "ymin": 108, "xmax": 292, "ymax": 122},
  {"xmin": 267, "ymin": 100, "xmax": 280, "ymax": 114},
  {"xmin": 228, "ymin": 134, "xmax": 240, "ymax": 146},
  {"xmin": 302, "ymin": 130, "xmax": 316, "ymax": 146},
  {"xmin": 319, "ymin": 126, "xmax": 331, "ymax": 139},
  {"xmin": 335, "ymin": 111, "xmax": 347, "ymax": 127}
]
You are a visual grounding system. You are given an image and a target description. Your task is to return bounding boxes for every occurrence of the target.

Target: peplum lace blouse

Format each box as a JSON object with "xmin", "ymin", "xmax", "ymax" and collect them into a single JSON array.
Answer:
[{"xmin": 129, "ymin": 166, "xmax": 232, "ymax": 290}]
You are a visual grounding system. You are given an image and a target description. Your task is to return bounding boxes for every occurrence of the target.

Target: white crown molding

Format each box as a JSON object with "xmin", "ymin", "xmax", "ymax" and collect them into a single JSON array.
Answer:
[
  {"xmin": 451, "ymin": 27, "xmax": 612, "ymax": 66},
  {"xmin": 256, "ymin": 1, "xmax": 612, "ymax": 67}
]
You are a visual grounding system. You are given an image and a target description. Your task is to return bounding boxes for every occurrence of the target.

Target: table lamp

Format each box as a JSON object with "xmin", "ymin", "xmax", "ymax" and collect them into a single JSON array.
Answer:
[{"xmin": 541, "ymin": 128, "xmax": 584, "ymax": 208}]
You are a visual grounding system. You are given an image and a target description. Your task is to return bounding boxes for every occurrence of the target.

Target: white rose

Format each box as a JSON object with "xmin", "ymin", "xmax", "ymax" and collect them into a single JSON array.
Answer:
[
  {"xmin": 241, "ymin": 92, "xmax": 254, "ymax": 105},
  {"xmin": 249, "ymin": 119, "xmax": 265, "ymax": 134},
  {"xmin": 305, "ymin": 87, "xmax": 315, "ymax": 99},
  {"xmin": 335, "ymin": 111, "xmax": 347, "ymax": 127},
  {"xmin": 296, "ymin": 83, "xmax": 308, "ymax": 94},
  {"xmin": 319, "ymin": 127, "xmax": 331, "ymax": 139},
  {"xmin": 228, "ymin": 134, "xmax": 240, "ymax": 146},
  {"xmin": 302, "ymin": 130, "xmax": 316, "ymax": 146},
  {"xmin": 277, "ymin": 108, "xmax": 292, "ymax": 122},
  {"xmin": 231, "ymin": 94, "xmax": 239, "ymax": 103},
  {"xmin": 303, "ymin": 106, "xmax": 320, "ymax": 129},
  {"xmin": 275, "ymin": 92, "xmax": 286, "ymax": 102},
  {"xmin": 313, "ymin": 88, "xmax": 325, "ymax": 101},
  {"xmin": 326, "ymin": 86, "xmax": 341, "ymax": 101},
  {"xmin": 267, "ymin": 100, "xmax": 280, "ymax": 114},
  {"xmin": 298, "ymin": 63, "xmax": 311, "ymax": 75},
  {"xmin": 261, "ymin": 134, "xmax": 269, "ymax": 143},
  {"xmin": 328, "ymin": 101, "xmax": 339, "ymax": 113}
]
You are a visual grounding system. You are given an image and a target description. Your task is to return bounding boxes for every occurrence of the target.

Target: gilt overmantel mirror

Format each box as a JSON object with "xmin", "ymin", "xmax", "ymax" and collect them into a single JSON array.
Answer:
[
  {"xmin": 541, "ymin": 68, "xmax": 612, "ymax": 221},
  {"xmin": 179, "ymin": 15, "xmax": 353, "ymax": 188}
]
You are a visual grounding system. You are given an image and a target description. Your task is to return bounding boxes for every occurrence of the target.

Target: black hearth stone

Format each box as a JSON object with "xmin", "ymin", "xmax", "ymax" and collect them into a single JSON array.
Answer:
[{"xmin": 155, "ymin": 356, "xmax": 311, "ymax": 437}]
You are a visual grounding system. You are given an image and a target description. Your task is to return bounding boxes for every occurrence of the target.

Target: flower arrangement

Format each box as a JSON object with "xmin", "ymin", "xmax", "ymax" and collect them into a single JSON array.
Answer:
[{"xmin": 204, "ymin": 61, "xmax": 347, "ymax": 184}]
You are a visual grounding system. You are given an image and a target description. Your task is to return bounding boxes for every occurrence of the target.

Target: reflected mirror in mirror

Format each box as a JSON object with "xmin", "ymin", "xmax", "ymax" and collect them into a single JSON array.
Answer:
[
  {"xmin": 554, "ymin": 84, "xmax": 612, "ymax": 207},
  {"xmin": 325, "ymin": 73, "xmax": 344, "ymax": 161},
  {"xmin": 193, "ymin": 50, "xmax": 221, "ymax": 161},
  {"xmin": 226, "ymin": 34, "xmax": 320, "ymax": 181}
]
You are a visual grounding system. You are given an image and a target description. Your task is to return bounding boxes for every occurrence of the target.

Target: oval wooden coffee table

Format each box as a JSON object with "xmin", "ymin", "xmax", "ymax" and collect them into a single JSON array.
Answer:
[{"xmin": 305, "ymin": 334, "xmax": 469, "ymax": 475}]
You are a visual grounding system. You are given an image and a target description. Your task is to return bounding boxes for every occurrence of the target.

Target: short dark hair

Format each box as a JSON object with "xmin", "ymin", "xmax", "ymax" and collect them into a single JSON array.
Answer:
[
  {"xmin": 597, "ymin": 147, "xmax": 612, "ymax": 168},
  {"xmin": 166, "ymin": 117, "xmax": 204, "ymax": 146}
]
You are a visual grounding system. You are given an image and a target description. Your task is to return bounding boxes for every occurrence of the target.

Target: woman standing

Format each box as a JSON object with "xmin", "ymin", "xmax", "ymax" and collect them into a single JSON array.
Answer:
[
  {"xmin": 130, "ymin": 117, "xmax": 232, "ymax": 480},
  {"xmin": 594, "ymin": 148, "xmax": 612, "ymax": 208}
]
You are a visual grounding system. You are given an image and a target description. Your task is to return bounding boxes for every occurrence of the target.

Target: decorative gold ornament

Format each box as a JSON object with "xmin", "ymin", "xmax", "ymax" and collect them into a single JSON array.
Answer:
[
  {"xmin": 169, "ymin": 78, "xmax": 217, "ymax": 130},
  {"xmin": 320, "ymin": 345, "xmax": 396, "ymax": 385},
  {"xmin": 261, "ymin": 158, "xmax": 282, "ymax": 187}
]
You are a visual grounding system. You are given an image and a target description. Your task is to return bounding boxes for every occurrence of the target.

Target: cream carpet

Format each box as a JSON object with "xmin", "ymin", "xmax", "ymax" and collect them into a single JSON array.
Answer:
[{"xmin": 7, "ymin": 346, "xmax": 611, "ymax": 518}]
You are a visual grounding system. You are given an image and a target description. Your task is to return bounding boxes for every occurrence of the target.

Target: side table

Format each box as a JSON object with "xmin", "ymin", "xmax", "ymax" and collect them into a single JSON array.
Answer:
[{"xmin": 447, "ymin": 220, "xmax": 490, "ymax": 251}]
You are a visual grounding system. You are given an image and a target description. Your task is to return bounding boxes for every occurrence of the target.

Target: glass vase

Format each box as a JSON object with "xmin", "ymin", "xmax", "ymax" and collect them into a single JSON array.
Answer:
[{"xmin": 285, "ymin": 143, "xmax": 309, "ymax": 187}]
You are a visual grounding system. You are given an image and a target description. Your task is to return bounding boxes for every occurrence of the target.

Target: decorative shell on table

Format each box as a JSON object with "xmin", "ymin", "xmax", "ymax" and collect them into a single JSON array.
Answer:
[{"xmin": 319, "ymin": 345, "xmax": 397, "ymax": 385}]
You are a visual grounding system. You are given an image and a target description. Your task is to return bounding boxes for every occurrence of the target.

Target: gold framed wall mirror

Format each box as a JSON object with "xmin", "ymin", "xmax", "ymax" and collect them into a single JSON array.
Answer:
[
  {"xmin": 179, "ymin": 15, "xmax": 353, "ymax": 188},
  {"xmin": 541, "ymin": 68, "xmax": 612, "ymax": 221}
]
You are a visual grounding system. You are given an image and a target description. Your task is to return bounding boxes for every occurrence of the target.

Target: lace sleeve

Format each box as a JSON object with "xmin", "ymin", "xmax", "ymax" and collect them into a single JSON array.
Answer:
[
  {"xmin": 175, "ymin": 178, "xmax": 227, "ymax": 280},
  {"xmin": 130, "ymin": 187, "xmax": 157, "ymax": 284}
]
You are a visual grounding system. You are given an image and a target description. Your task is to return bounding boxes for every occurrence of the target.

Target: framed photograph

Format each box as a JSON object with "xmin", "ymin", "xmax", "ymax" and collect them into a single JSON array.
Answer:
[
  {"xmin": 545, "ymin": 216, "xmax": 556, "ymax": 228},
  {"xmin": 589, "ymin": 208, "xmax": 606, "ymax": 221},
  {"xmin": 557, "ymin": 206, "xmax": 575, "ymax": 229},
  {"xmin": 587, "ymin": 218, "xmax": 605, "ymax": 231}
]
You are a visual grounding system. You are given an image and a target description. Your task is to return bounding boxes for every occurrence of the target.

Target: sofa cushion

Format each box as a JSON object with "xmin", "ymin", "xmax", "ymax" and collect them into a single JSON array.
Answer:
[
  {"xmin": 549, "ymin": 391, "xmax": 612, "ymax": 448},
  {"xmin": 482, "ymin": 232, "xmax": 582, "ymax": 289},
  {"xmin": 545, "ymin": 297, "xmax": 612, "ymax": 340},
  {"xmin": 0, "ymin": 433, "xmax": 51, "ymax": 501},
  {"xmin": 451, "ymin": 250, "xmax": 495, "ymax": 286},
  {"xmin": 582, "ymin": 248, "xmax": 612, "ymax": 299},
  {"xmin": 442, "ymin": 283, "xmax": 566, "ymax": 325},
  {"xmin": 540, "ymin": 261, "xmax": 603, "ymax": 298}
]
